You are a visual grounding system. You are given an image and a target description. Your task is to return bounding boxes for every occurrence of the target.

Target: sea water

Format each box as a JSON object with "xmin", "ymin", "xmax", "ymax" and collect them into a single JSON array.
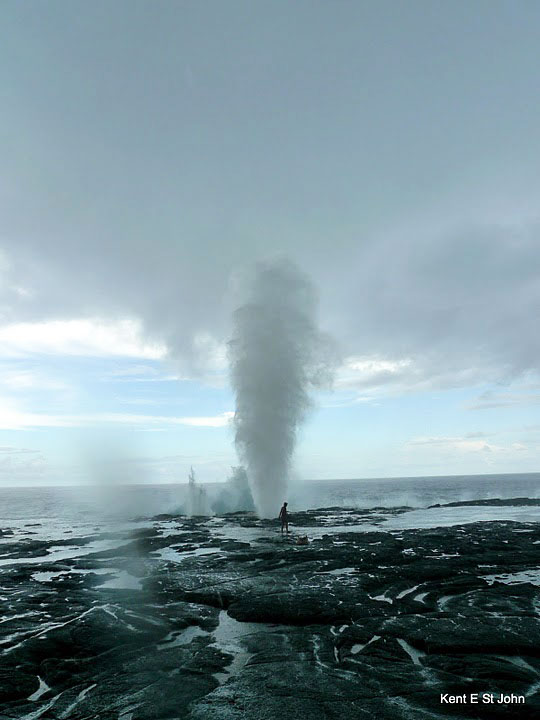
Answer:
[{"xmin": 0, "ymin": 472, "xmax": 539, "ymax": 542}]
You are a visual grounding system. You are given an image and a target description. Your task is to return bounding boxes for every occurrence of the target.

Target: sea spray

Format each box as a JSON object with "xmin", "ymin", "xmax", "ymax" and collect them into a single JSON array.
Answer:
[
  {"xmin": 228, "ymin": 258, "xmax": 334, "ymax": 518},
  {"xmin": 211, "ymin": 466, "xmax": 255, "ymax": 514},
  {"xmin": 187, "ymin": 466, "xmax": 212, "ymax": 516}
]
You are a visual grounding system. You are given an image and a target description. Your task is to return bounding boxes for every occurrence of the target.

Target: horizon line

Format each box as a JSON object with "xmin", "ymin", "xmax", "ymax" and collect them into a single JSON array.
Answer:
[{"xmin": 1, "ymin": 469, "xmax": 539, "ymax": 490}]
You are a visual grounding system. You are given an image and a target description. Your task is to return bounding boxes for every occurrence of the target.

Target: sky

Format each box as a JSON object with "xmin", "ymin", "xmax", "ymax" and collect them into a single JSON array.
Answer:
[{"xmin": 1, "ymin": 1, "xmax": 539, "ymax": 486}]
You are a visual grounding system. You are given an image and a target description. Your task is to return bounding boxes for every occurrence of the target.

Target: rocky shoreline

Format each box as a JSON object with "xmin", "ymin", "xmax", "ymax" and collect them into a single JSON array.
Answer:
[{"xmin": 1, "ymin": 503, "xmax": 539, "ymax": 719}]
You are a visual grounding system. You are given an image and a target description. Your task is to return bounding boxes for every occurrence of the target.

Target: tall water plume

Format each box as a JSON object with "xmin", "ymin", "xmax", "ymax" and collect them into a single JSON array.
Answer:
[{"xmin": 228, "ymin": 259, "xmax": 333, "ymax": 518}]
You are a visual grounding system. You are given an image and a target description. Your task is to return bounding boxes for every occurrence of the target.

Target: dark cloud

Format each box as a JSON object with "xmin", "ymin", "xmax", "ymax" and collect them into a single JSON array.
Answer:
[
  {"xmin": 334, "ymin": 225, "xmax": 540, "ymax": 388},
  {"xmin": 1, "ymin": 3, "xmax": 539, "ymax": 390}
]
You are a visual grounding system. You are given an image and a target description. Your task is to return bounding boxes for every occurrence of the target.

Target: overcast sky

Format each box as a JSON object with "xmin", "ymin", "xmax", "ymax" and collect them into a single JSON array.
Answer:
[{"xmin": 1, "ymin": 1, "xmax": 539, "ymax": 486}]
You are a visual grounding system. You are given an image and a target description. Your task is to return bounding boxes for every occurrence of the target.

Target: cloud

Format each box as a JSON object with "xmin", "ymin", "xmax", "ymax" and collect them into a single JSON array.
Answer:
[
  {"xmin": 0, "ymin": 406, "xmax": 74, "ymax": 431},
  {"xmin": 468, "ymin": 390, "xmax": 540, "ymax": 410},
  {"xmin": 407, "ymin": 435, "xmax": 528, "ymax": 454},
  {"xmin": 2, "ymin": 209, "xmax": 539, "ymax": 395},
  {"xmin": 1, "ymin": 3, "xmax": 540, "ymax": 393},
  {"xmin": 101, "ymin": 365, "xmax": 181, "ymax": 382},
  {"xmin": 0, "ymin": 369, "xmax": 69, "ymax": 392},
  {"xmin": 0, "ymin": 319, "xmax": 166, "ymax": 359},
  {"xmin": 340, "ymin": 225, "xmax": 540, "ymax": 388},
  {"xmin": 0, "ymin": 407, "xmax": 234, "ymax": 430},
  {"xmin": 176, "ymin": 411, "xmax": 234, "ymax": 427},
  {"xmin": 5, "ymin": 219, "xmax": 538, "ymax": 398},
  {"xmin": 334, "ymin": 356, "xmax": 413, "ymax": 390}
]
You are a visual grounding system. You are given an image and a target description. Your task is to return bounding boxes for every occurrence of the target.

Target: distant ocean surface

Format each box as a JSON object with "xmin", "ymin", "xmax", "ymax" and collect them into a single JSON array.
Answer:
[{"xmin": 1, "ymin": 473, "xmax": 539, "ymax": 537}]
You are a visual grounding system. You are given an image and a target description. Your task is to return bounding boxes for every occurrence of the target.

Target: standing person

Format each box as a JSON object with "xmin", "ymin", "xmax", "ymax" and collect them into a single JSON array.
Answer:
[{"xmin": 279, "ymin": 502, "xmax": 289, "ymax": 534}]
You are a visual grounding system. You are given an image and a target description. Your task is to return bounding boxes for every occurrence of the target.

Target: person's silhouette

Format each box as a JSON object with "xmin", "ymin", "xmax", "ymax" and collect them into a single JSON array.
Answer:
[{"xmin": 279, "ymin": 502, "xmax": 289, "ymax": 534}]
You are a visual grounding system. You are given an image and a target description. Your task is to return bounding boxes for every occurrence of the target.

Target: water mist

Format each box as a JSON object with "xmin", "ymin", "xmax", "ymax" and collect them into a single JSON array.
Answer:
[{"xmin": 228, "ymin": 258, "xmax": 333, "ymax": 518}]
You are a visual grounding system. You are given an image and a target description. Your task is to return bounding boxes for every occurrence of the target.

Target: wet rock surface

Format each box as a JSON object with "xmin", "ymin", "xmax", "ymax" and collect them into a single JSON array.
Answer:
[{"xmin": 0, "ymin": 503, "xmax": 539, "ymax": 719}]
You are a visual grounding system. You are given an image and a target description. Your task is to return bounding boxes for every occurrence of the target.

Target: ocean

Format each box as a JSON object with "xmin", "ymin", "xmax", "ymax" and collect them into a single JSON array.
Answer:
[{"xmin": 1, "ymin": 472, "xmax": 539, "ymax": 543}]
